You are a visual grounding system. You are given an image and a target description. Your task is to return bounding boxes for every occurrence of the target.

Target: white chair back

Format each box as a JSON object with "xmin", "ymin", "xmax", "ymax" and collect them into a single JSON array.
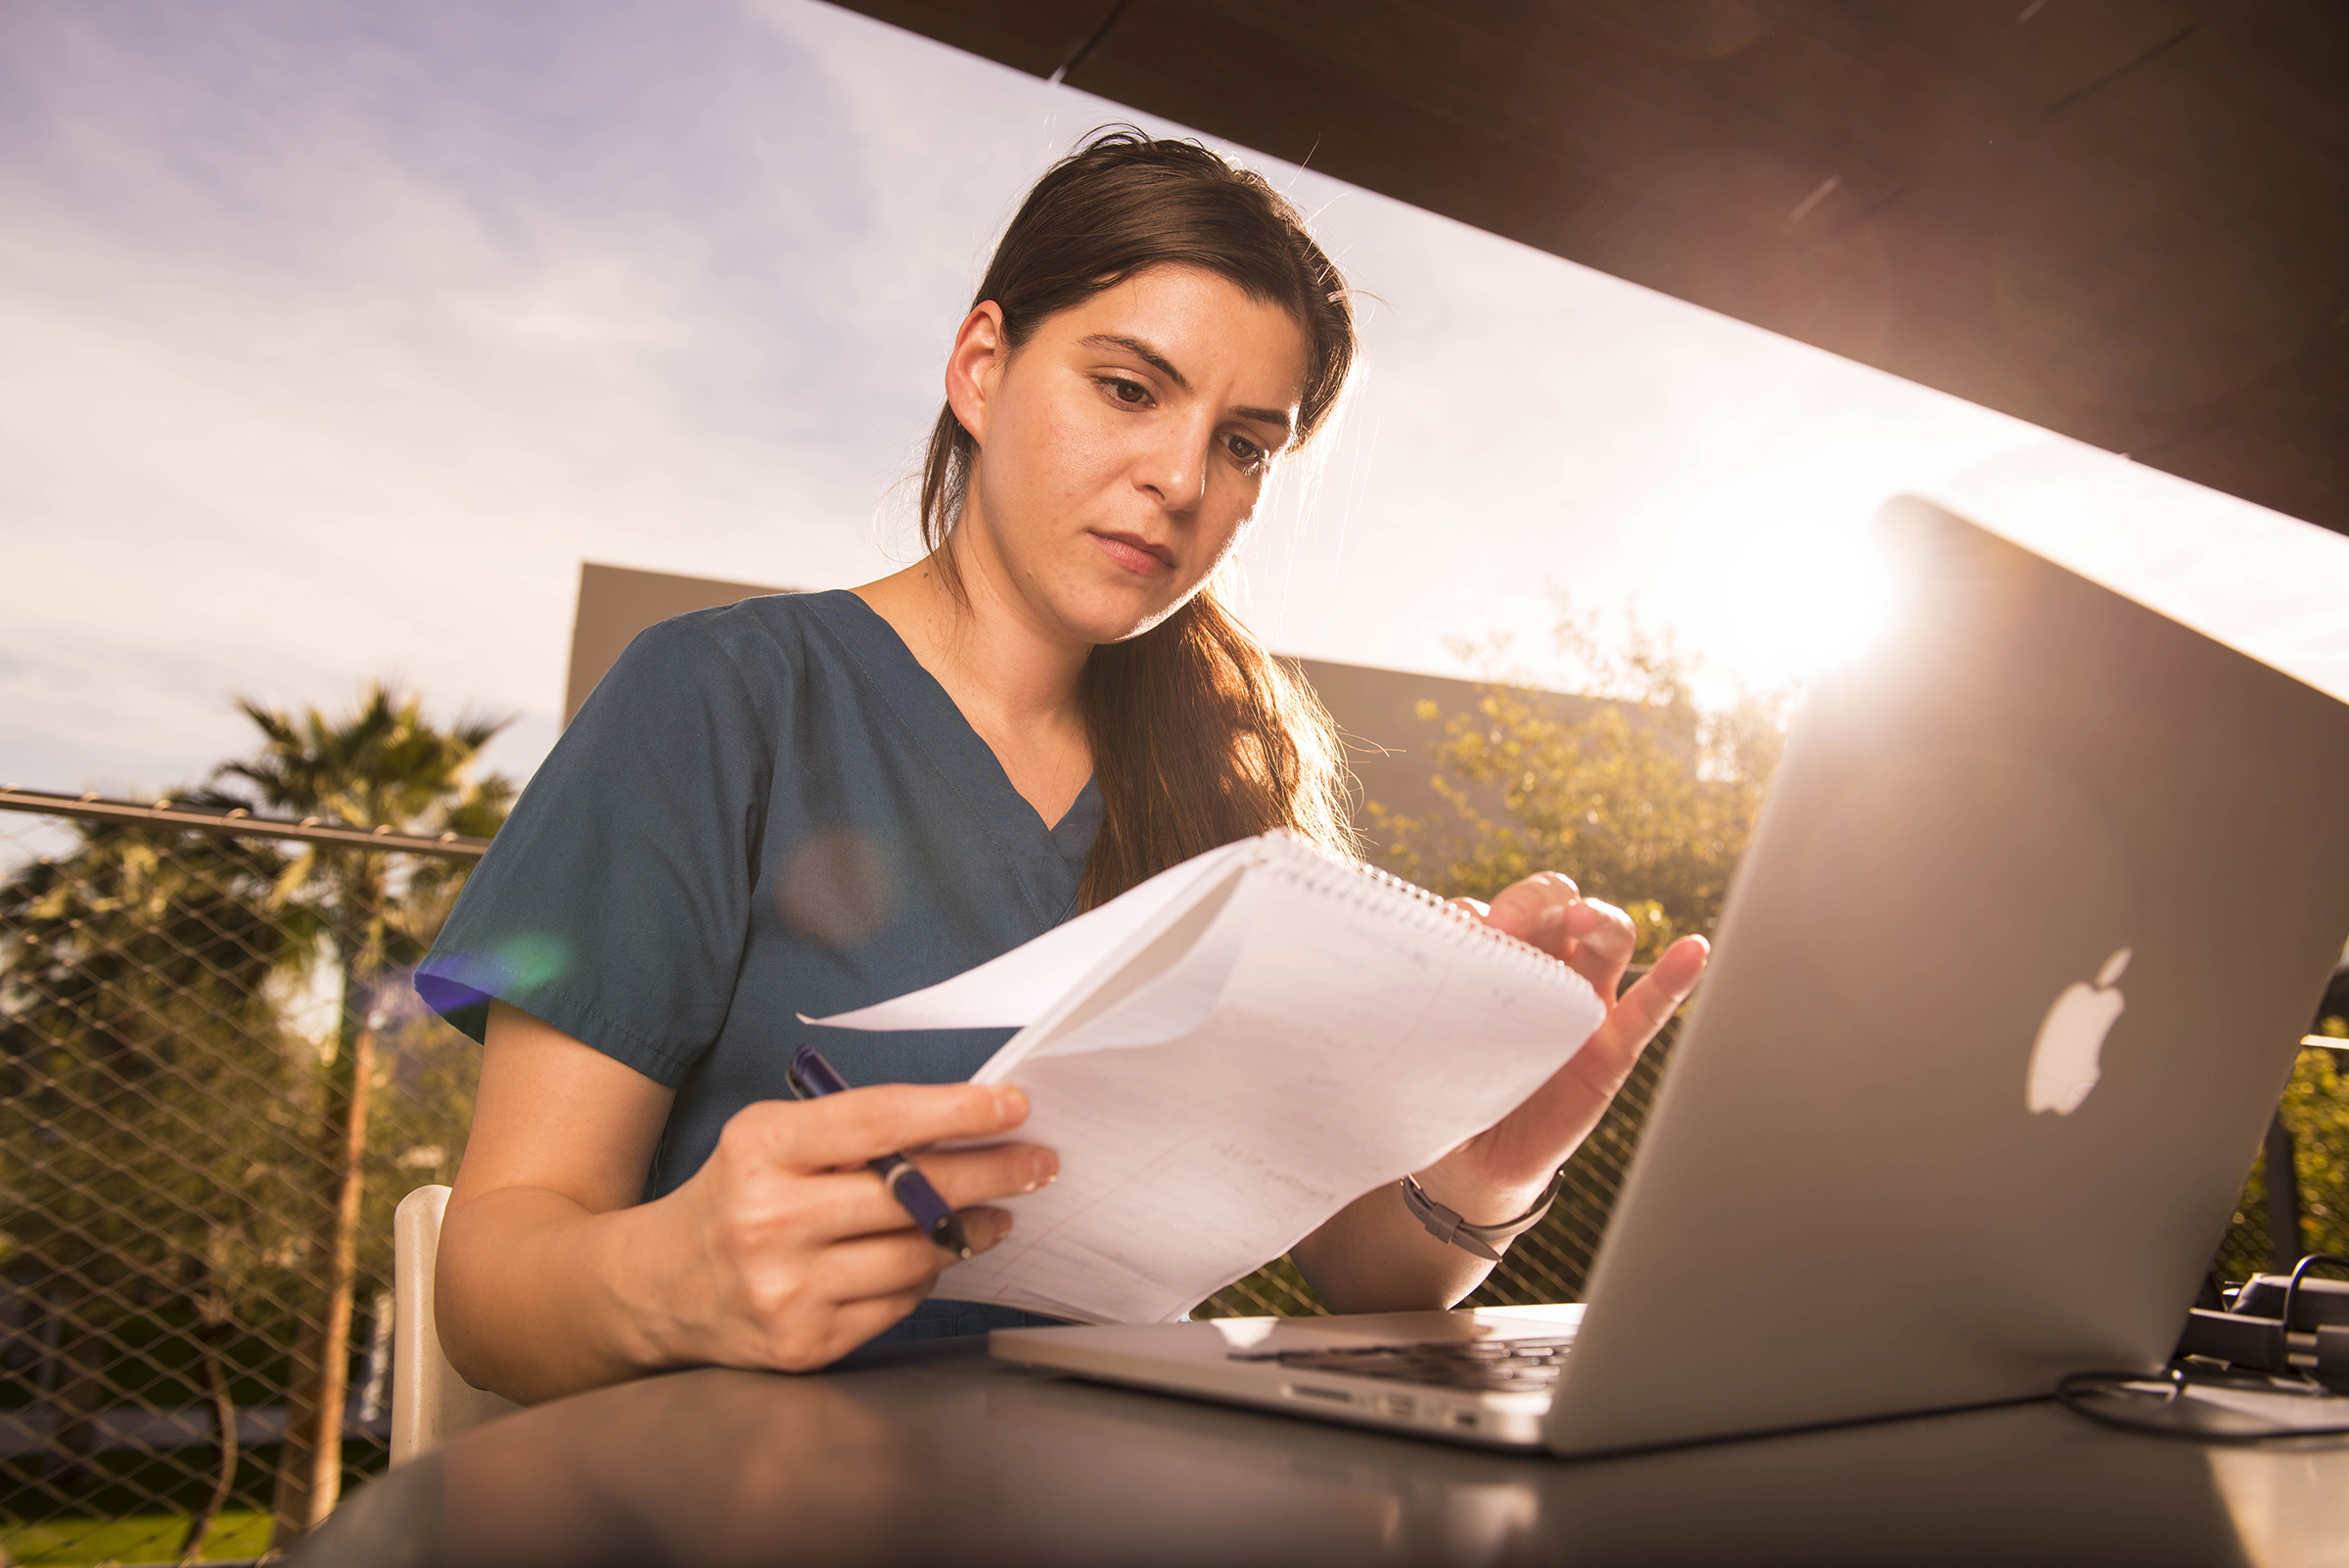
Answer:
[{"xmin": 392, "ymin": 1184, "xmax": 521, "ymax": 1464}]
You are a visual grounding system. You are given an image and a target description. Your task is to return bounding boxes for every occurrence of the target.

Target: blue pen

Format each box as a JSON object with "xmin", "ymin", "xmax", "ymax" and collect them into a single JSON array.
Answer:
[{"xmin": 786, "ymin": 1044, "xmax": 974, "ymax": 1260}]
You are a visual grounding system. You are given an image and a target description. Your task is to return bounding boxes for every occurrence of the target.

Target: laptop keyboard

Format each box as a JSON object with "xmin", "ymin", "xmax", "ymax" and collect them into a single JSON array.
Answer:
[{"xmin": 1228, "ymin": 1336, "xmax": 1575, "ymax": 1394}]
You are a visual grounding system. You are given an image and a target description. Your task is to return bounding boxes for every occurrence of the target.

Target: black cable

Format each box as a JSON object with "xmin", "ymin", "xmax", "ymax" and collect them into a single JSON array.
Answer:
[
  {"xmin": 2055, "ymin": 1255, "xmax": 2349, "ymax": 1444},
  {"xmin": 2056, "ymin": 1367, "xmax": 2349, "ymax": 1445},
  {"xmin": 2278, "ymin": 1252, "xmax": 2348, "ymax": 1341}
]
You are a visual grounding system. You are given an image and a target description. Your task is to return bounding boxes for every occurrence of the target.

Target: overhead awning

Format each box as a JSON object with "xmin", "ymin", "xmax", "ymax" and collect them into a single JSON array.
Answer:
[{"xmin": 830, "ymin": 1, "xmax": 2349, "ymax": 537}]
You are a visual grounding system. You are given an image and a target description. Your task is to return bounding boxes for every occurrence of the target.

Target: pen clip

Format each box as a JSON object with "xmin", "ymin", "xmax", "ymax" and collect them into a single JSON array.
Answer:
[{"xmin": 788, "ymin": 1042, "xmax": 853, "ymax": 1100}]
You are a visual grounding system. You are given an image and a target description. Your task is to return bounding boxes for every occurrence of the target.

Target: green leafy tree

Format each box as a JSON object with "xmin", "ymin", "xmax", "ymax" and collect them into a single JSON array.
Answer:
[
  {"xmin": 1370, "ymin": 614, "xmax": 1788, "ymax": 963},
  {"xmin": 2229, "ymin": 1025, "xmax": 2349, "ymax": 1279},
  {"xmin": 1341, "ymin": 612, "xmax": 1788, "ymax": 1308},
  {"xmin": 2282, "ymin": 1038, "xmax": 2349, "ymax": 1262},
  {"xmin": 214, "ymin": 684, "xmax": 511, "ymax": 1547}
]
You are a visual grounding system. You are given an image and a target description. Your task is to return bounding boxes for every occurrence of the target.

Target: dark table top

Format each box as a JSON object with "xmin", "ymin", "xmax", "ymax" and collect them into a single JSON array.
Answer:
[{"xmin": 299, "ymin": 1338, "xmax": 2349, "ymax": 1567}]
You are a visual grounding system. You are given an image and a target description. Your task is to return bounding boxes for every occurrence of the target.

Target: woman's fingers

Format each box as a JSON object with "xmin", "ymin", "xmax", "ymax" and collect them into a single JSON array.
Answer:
[
  {"xmin": 752, "ymin": 1213, "xmax": 1016, "ymax": 1369},
  {"xmin": 783, "ymin": 1143, "xmax": 1057, "ymax": 1246},
  {"xmin": 1483, "ymin": 874, "xmax": 1578, "ymax": 952},
  {"xmin": 1572, "ymin": 934, "xmax": 1710, "ymax": 1091},
  {"xmin": 1482, "ymin": 873, "xmax": 1638, "ymax": 1002},
  {"xmin": 669, "ymin": 1089, "xmax": 1052, "ymax": 1376},
  {"xmin": 1465, "ymin": 933, "xmax": 1713, "ymax": 1180},
  {"xmin": 728, "ymin": 1081, "xmax": 1031, "ymax": 1175},
  {"xmin": 817, "ymin": 1213, "xmax": 1014, "ymax": 1306},
  {"xmin": 1646, "ymin": 931, "xmax": 1711, "ymax": 1000},
  {"xmin": 1557, "ymin": 898, "xmax": 1637, "ymax": 1002},
  {"xmin": 914, "ymin": 1143, "xmax": 1059, "ymax": 1209}
]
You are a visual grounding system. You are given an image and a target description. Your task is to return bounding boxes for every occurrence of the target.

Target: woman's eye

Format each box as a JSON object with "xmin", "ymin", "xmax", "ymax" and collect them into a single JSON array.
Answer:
[
  {"xmin": 1100, "ymin": 377, "xmax": 1150, "ymax": 405},
  {"xmin": 1227, "ymin": 434, "xmax": 1266, "ymax": 471}
]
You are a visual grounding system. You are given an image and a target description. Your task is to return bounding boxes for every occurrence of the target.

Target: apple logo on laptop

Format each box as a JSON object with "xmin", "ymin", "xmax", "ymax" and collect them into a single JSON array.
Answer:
[{"xmin": 2026, "ymin": 947, "xmax": 2130, "ymax": 1115}]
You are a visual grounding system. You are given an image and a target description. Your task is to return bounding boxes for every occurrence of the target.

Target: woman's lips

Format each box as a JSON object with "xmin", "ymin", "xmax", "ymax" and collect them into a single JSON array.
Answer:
[{"xmin": 1089, "ymin": 530, "xmax": 1174, "ymax": 576}]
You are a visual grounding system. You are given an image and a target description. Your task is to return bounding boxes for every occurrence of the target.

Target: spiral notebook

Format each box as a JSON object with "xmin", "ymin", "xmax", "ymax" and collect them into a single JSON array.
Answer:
[{"xmin": 805, "ymin": 830, "xmax": 1607, "ymax": 1324}]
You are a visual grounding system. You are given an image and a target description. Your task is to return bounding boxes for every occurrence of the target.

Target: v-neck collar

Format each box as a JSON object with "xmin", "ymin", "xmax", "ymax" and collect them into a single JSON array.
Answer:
[{"xmin": 801, "ymin": 590, "xmax": 1101, "ymax": 924}]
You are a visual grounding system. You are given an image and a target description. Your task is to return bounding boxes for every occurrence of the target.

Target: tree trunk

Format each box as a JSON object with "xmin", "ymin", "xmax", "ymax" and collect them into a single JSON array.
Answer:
[
  {"xmin": 268, "ymin": 966, "xmax": 377, "ymax": 1548},
  {"xmin": 37, "ymin": 1278, "xmax": 109, "ymax": 1495},
  {"xmin": 177, "ymin": 1314, "xmax": 239, "ymax": 1565}
]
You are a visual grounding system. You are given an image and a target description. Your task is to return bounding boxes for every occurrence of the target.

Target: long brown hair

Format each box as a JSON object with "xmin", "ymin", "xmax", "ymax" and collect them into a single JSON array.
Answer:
[{"xmin": 920, "ymin": 128, "xmax": 1359, "ymax": 907}]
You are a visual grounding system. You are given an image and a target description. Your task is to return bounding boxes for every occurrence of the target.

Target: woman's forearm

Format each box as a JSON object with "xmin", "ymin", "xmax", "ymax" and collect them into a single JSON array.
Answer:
[
  {"xmin": 442, "ymin": 1004, "xmax": 689, "ymax": 1404},
  {"xmin": 437, "ymin": 1184, "xmax": 678, "ymax": 1405},
  {"xmin": 1289, "ymin": 1163, "xmax": 1553, "ymax": 1314}
]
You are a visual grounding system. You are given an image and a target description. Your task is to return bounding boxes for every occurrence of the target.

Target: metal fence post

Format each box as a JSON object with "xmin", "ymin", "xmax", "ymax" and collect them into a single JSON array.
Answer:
[{"xmin": 2265, "ymin": 1110, "xmax": 2303, "ymax": 1277}]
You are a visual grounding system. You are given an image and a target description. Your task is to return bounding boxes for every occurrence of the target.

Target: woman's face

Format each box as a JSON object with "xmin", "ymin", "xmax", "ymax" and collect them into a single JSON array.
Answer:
[{"xmin": 946, "ymin": 264, "xmax": 1311, "ymax": 646}]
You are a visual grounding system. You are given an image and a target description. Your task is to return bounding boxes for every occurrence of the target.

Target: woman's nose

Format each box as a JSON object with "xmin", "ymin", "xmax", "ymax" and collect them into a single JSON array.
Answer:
[{"xmin": 1134, "ymin": 426, "xmax": 1209, "ymax": 512}]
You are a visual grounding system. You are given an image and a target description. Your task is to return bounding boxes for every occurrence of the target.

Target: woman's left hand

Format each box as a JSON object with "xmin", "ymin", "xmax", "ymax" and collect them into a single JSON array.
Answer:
[
  {"xmin": 1287, "ymin": 871, "xmax": 1709, "ymax": 1313},
  {"xmin": 1420, "ymin": 874, "xmax": 1711, "ymax": 1222}
]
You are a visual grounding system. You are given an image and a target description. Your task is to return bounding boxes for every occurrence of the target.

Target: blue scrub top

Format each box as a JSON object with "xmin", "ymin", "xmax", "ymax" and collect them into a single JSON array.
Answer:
[{"xmin": 416, "ymin": 589, "xmax": 1100, "ymax": 1344}]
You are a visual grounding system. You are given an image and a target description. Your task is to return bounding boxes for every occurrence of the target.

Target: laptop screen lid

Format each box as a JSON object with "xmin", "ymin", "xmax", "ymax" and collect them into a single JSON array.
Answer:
[{"xmin": 1543, "ymin": 496, "xmax": 2349, "ymax": 1458}]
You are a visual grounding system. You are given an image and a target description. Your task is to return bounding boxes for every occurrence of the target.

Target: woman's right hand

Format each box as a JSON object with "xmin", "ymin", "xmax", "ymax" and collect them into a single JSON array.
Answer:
[
  {"xmin": 636, "ymin": 1083, "xmax": 1056, "ymax": 1374},
  {"xmin": 439, "ymin": 1003, "xmax": 1055, "ymax": 1403}
]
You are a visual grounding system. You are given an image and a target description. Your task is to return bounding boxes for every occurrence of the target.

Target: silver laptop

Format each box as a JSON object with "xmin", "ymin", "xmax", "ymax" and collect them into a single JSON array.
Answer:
[{"xmin": 990, "ymin": 496, "xmax": 2349, "ymax": 1457}]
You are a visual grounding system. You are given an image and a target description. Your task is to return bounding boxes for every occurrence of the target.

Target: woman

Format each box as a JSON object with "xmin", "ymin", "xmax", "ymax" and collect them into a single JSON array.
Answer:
[{"xmin": 422, "ymin": 130, "xmax": 1709, "ymax": 1404}]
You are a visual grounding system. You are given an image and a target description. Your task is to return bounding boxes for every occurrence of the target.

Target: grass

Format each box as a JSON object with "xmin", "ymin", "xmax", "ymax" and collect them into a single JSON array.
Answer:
[
  {"xmin": 3, "ymin": 1442, "xmax": 385, "ymax": 1567},
  {"xmin": 0, "ymin": 1508, "xmax": 268, "ymax": 1565}
]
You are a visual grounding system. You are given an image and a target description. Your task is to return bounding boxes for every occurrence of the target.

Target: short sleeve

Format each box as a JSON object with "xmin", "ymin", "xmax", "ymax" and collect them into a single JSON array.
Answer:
[{"xmin": 415, "ymin": 617, "xmax": 775, "ymax": 1086}]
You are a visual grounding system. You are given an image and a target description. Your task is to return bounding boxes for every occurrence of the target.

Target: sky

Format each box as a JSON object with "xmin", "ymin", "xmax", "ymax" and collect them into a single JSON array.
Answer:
[{"xmin": 3, "ymin": 0, "xmax": 2342, "ymax": 801}]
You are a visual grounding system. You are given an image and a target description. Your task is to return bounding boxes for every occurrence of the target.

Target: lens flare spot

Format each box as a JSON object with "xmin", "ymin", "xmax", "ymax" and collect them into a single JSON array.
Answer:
[
  {"xmin": 778, "ymin": 829, "xmax": 895, "ymax": 950},
  {"xmin": 492, "ymin": 933, "xmax": 568, "ymax": 990}
]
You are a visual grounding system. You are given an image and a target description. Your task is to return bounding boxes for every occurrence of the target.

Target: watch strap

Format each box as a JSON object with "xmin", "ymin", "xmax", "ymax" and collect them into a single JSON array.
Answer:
[{"xmin": 1399, "ymin": 1169, "xmax": 1565, "ymax": 1262}]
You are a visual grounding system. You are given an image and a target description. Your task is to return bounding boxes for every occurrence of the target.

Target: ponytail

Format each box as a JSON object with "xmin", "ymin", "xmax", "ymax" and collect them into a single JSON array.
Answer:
[{"xmin": 1078, "ymin": 591, "xmax": 1353, "ymax": 907}]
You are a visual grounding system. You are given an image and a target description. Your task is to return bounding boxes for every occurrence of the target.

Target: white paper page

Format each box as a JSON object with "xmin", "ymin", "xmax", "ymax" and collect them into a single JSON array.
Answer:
[
  {"xmin": 939, "ymin": 851, "xmax": 1607, "ymax": 1322},
  {"xmin": 802, "ymin": 839, "xmax": 1254, "ymax": 1032},
  {"xmin": 974, "ymin": 855, "xmax": 1257, "ymax": 1075}
]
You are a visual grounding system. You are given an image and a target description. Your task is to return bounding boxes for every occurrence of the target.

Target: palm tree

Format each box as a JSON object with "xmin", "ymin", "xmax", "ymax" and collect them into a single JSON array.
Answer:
[{"xmin": 216, "ymin": 684, "xmax": 512, "ymax": 1547}]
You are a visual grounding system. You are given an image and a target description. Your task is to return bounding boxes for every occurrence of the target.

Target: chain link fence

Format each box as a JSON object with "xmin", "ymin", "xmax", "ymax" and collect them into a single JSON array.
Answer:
[
  {"xmin": 2, "ymin": 794, "xmax": 484, "ymax": 1567},
  {"xmin": 3, "ymin": 790, "xmax": 2344, "ymax": 1564}
]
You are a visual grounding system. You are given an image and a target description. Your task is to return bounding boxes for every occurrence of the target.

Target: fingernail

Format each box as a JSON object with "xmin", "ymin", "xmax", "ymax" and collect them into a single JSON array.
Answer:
[
  {"xmin": 1029, "ymin": 1150, "xmax": 1059, "ymax": 1191},
  {"xmin": 993, "ymin": 1086, "xmax": 1028, "ymax": 1127}
]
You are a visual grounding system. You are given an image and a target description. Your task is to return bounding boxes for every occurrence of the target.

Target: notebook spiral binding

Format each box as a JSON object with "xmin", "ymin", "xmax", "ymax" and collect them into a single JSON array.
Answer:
[{"xmin": 1252, "ymin": 829, "xmax": 1587, "ymax": 988}]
